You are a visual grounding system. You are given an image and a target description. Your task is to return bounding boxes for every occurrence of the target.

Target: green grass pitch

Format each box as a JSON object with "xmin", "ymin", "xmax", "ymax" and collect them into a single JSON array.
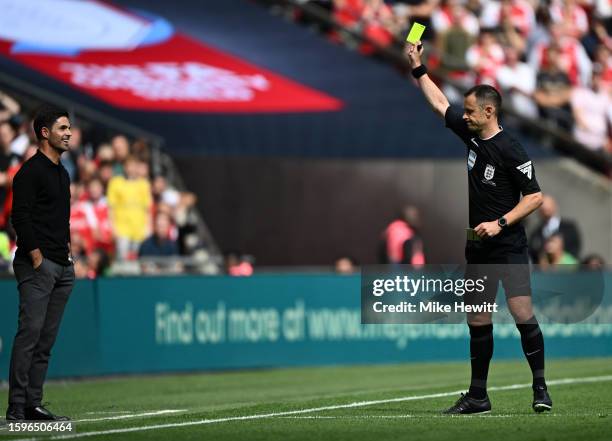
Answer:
[{"xmin": 1, "ymin": 357, "xmax": 611, "ymax": 441}]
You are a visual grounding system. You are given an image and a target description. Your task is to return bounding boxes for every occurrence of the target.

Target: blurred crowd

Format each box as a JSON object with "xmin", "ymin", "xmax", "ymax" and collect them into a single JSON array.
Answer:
[
  {"xmin": 527, "ymin": 193, "xmax": 605, "ymax": 270},
  {"xmin": 0, "ymin": 92, "xmax": 205, "ymax": 278},
  {"xmin": 377, "ymin": 195, "xmax": 605, "ymax": 271},
  {"xmin": 298, "ymin": 0, "xmax": 612, "ymax": 152}
]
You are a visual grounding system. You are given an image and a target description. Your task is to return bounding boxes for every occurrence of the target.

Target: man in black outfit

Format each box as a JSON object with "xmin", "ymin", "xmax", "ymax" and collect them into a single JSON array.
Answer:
[
  {"xmin": 405, "ymin": 42, "xmax": 552, "ymax": 414},
  {"xmin": 6, "ymin": 106, "xmax": 74, "ymax": 421}
]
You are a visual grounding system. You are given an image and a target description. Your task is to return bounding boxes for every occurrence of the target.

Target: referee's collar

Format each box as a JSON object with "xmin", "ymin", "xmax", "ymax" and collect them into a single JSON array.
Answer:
[{"xmin": 479, "ymin": 126, "xmax": 503, "ymax": 141}]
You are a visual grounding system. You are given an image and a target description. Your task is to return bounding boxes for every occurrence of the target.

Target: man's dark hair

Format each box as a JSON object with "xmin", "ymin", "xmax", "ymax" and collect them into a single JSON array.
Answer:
[
  {"xmin": 464, "ymin": 85, "xmax": 502, "ymax": 116},
  {"xmin": 32, "ymin": 105, "xmax": 69, "ymax": 141}
]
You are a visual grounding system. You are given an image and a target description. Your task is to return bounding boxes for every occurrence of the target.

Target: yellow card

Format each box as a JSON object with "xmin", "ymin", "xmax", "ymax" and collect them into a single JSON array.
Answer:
[{"xmin": 406, "ymin": 22, "xmax": 426, "ymax": 44}]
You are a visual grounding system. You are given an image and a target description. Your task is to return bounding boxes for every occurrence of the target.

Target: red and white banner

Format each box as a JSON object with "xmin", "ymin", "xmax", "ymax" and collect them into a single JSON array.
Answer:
[{"xmin": 0, "ymin": 0, "xmax": 343, "ymax": 113}]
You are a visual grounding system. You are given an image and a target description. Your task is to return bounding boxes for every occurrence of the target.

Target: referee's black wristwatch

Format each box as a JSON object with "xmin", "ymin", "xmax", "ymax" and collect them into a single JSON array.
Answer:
[{"xmin": 497, "ymin": 216, "xmax": 508, "ymax": 228}]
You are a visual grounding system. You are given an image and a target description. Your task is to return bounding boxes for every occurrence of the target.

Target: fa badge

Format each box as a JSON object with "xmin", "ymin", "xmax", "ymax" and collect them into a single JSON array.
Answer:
[
  {"xmin": 467, "ymin": 150, "xmax": 477, "ymax": 170},
  {"xmin": 484, "ymin": 164, "xmax": 495, "ymax": 180}
]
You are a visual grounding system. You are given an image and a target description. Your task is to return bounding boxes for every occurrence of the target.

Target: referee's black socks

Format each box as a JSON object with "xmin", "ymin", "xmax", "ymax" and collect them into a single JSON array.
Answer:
[
  {"xmin": 517, "ymin": 317, "xmax": 546, "ymax": 389},
  {"xmin": 467, "ymin": 323, "xmax": 494, "ymax": 399}
]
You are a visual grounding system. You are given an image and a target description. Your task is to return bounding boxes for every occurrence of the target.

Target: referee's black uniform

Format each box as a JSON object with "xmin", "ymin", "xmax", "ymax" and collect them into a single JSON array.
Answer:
[
  {"xmin": 443, "ymin": 105, "xmax": 550, "ymax": 414},
  {"xmin": 445, "ymin": 106, "xmax": 541, "ymax": 263},
  {"xmin": 8, "ymin": 149, "xmax": 74, "ymax": 420},
  {"xmin": 405, "ymin": 41, "xmax": 551, "ymax": 414}
]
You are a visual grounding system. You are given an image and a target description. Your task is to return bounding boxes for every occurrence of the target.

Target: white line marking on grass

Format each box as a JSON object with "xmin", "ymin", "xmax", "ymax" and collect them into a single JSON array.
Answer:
[
  {"xmin": 13, "ymin": 374, "xmax": 612, "ymax": 441},
  {"xmin": 279, "ymin": 415, "xmax": 508, "ymax": 419},
  {"xmin": 279, "ymin": 414, "xmax": 600, "ymax": 419},
  {"xmin": 75, "ymin": 410, "xmax": 187, "ymax": 423},
  {"xmin": 84, "ymin": 412, "xmax": 133, "ymax": 415}
]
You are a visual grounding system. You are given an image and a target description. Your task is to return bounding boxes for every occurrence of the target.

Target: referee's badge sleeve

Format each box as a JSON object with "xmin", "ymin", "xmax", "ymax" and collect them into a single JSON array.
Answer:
[{"xmin": 503, "ymin": 143, "xmax": 541, "ymax": 195}]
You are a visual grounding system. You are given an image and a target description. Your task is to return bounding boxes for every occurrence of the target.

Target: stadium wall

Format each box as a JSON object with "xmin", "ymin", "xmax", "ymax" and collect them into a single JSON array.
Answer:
[
  {"xmin": 175, "ymin": 158, "xmax": 612, "ymax": 266},
  {"xmin": 0, "ymin": 275, "xmax": 611, "ymax": 379}
]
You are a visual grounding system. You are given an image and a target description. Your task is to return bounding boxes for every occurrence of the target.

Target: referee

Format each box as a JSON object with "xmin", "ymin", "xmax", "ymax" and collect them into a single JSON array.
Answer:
[
  {"xmin": 6, "ymin": 106, "xmax": 74, "ymax": 421},
  {"xmin": 404, "ymin": 42, "xmax": 552, "ymax": 414}
]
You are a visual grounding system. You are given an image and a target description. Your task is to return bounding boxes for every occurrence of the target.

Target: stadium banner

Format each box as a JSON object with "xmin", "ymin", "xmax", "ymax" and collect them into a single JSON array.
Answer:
[
  {"xmin": 0, "ymin": 274, "xmax": 611, "ymax": 379},
  {"xmin": 0, "ymin": 278, "xmax": 100, "ymax": 379},
  {"xmin": 0, "ymin": 0, "xmax": 343, "ymax": 113}
]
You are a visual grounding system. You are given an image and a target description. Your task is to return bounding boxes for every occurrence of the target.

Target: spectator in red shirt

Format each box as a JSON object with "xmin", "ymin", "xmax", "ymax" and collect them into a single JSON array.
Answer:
[
  {"xmin": 69, "ymin": 183, "xmax": 93, "ymax": 254},
  {"xmin": 529, "ymin": 22, "xmax": 593, "ymax": 86},
  {"xmin": 480, "ymin": 0, "xmax": 535, "ymax": 37},
  {"xmin": 549, "ymin": 0, "xmax": 590, "ymax": 39},
  {"xmin": 466, "ymin": 29, "xmax": 506, "ymax": 86},
  {"xmin": 380, "ymin": 205, "xmax": 426, "ymax": 266},
  {"xmin": 85, "ymin": 178, "xmax": 114, "ymax": 254},
  {"xmin": 360, "ymin": 0, "xmax": 404, "ymax": 54}
]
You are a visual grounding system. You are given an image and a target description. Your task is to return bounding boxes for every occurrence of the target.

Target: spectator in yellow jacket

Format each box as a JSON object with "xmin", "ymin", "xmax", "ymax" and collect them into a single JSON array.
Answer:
[{"xmin": 107, "ymin": 155, "xmax": 152, "ymax": 260}]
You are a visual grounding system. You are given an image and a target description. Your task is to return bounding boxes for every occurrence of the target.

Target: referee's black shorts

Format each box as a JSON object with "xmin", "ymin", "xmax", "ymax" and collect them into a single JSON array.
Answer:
[{"xmin": 463, "ymin": 241, "xmax": 532, "ymax": 306}]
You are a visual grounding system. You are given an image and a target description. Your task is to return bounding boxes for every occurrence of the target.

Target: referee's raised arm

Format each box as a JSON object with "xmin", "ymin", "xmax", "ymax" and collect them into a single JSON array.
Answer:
[{"xmin": 404, "ymin": 41, "xmax": 450, "ymax": 118}]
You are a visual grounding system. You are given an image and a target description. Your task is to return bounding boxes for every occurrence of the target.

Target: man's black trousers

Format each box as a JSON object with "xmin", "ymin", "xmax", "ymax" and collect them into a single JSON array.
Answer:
[{"xmin": 8, "ymin": 256, "xmax": 74, "ymax": 407}]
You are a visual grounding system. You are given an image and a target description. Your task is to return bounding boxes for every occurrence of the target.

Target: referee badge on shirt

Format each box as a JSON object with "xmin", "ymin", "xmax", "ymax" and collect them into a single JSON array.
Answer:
[
  {"xmin": 484, "ymin": 164, "xmax": 495, "ymax": 180},
  {"xmin": 467, "ymin": 149, "xmax": 477, "ymax": 170}
]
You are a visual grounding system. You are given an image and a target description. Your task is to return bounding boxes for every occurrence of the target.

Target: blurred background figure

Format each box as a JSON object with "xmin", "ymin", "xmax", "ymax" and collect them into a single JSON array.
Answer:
[
  {"xmin": 465, "ymin": 28, "xmax": 505, "ymax": 86},
  {"xmin": 139, "ymin": 212, "xmax": 179, "ymax": 258},
  {"xmin": 139, "ymin": 212, "xmax": 182, "ymax": 275},
  {"xmin": 0, "ymin": 227, "xmax": 10, "ymax": 273},
  {"xmin": 538, "ymin": 231, "xmax": 578, "ymax": 268},
  {"xmin": 0, "ymin": 89, "xmax": 20, "ymax": 122},
  {"xmin": 496, "ymin": 45, "xmax": 538, "ymax": 119},
  {"xmin": 480, "ymin": 0, "xmax": 535, "ymax": 38},
  {"xmin": 111, "ymin": 134, "xmax": 130, "ymax": 176},
  {"xmin": 581, "ymin": 253, "xmax": 606, "ymax": 270},
  {"xmin": 549, "ymin": 0, "xmax": 589, "ymax": 40},
  {"xmin": 1, "ymin": 115, "xmax": 29, "ymax": 157},
  {"xmin": 570, "ymin": 71, "xmax": 610, "ymax": 151},
  {"xmin": 334, "ymin": 256, "xmax": 358, "ymax": 274},
  {"xmin": 226, "ymin": 252, "xmax": 254, "ymax": 276},
  {"xmin": 107, "ymin": 156, "xmax": 152, "ymax": 261},
  {"xmin": 529, "ymin": 194, "xmax": 581, "ymax": 263},
  {"xmin": 532, "ymin": 44, "xmax": 574, "ymax": 131},
  {"xmin": 380, "ymin": 205, "xmax": 426, "ymax": 266},
  {"xmin": 528, "ymin": 23, "xmax": 592, "ymax": 87},
  {"xmin": 60, "ymin": 125, "xmax": 87, "ymax": 182}
]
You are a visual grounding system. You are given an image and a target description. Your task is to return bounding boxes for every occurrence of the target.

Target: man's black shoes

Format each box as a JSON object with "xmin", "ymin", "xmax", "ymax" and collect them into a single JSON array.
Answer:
[
  {"xmin": 443, "ymin": 393, "xmax": 492, "ymax": 415},
  {"xmin": 6, "ymin": 404, "xmax": 25, "ymax": 421},
  {"xmin": 24, "ymin": 406, "xmax": 70, "ymax": 421},
  {"xmin": 532, "ymin": 386, "xmax": 553, "ymax": 413}
]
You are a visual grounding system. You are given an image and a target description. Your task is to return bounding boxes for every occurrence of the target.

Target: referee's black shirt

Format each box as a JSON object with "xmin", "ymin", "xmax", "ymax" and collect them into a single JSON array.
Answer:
[
  {"xmin": 11, "ymin": 150, "xmax": 71, "ymax": 266},
  {"xmin": 445, "ymin": 106, "xmax": 541, "ymax": 250}
]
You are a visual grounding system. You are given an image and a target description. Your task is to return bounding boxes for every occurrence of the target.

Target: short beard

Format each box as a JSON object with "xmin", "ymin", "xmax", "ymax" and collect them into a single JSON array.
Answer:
[{"xmin": 50, "ymin": 137, "xmax": 69, "ymax": 151}]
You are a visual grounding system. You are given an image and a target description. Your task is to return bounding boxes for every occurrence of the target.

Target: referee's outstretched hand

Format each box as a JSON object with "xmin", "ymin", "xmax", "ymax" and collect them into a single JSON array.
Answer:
[{"xmin": 404, "ymin": 41, "xmax": 424, "ymax": 68}]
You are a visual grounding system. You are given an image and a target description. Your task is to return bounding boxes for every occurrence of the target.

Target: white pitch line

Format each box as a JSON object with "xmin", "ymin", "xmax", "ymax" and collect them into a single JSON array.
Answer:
[
  {"xmin": 12, "ymin": 374, "xmax": 612, "ymax": 441},
  {"xmin": 279, "ymin": 414, "xmax": 600, "ymax": 419},
  {"xmin": 83, "ymin": 412, "xmax": 133, "ymax": 415},
  {"xmin": 75, "ymin": 409, "xmax": 187, "ymax": 423},
  {"xmin": 280, "ymin": 415, "xmax": 506, "ymax": 419}
]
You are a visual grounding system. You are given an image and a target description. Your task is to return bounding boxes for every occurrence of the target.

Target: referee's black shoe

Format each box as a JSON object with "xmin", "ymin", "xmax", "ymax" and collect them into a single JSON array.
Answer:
[
  {"xmin": 443, "ymin": 393, "xmax": 491, "ymax": 415},
  {"xmin": 532, "ymin": 386, "xmax": 552, "ymax": 413}
]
